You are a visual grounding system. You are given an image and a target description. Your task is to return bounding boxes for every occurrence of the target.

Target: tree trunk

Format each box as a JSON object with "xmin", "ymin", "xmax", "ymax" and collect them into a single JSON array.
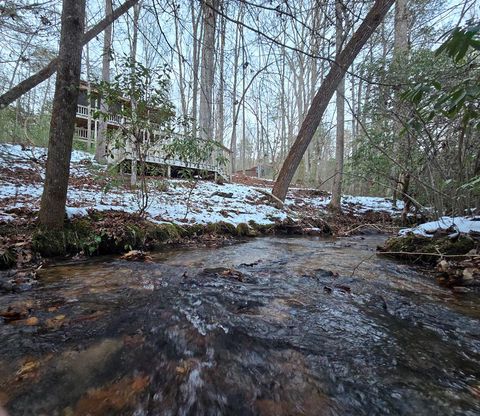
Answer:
[
  {"xmin": 0, "ymin": 0, "xmax": 139, "ymax": 109},
  {"xmin": 272, "ymin": 0, "xmax": 394, "ymax": 202},
  {"xmin": 95, "ymin": 0, "xmax": 113, "ymax": 163},
  {"xmin": 229, "ymin": 6, "xmax": 243, "ymax": 173},
  {"xmin": 241, "ymin": 23, "xmax": 246, "ymax": 173},
  {"xmin": 190, "ymin": 0, "xmax": 202, "ymax": 138},
  {"xmin": 329, "ymin": 0, "xmax": 346, "ymax": 211},
  {"xmin": 198, "ymin": 0, "xmax": 218, "ymax": 139},
  {"xmin": 215, "ymin": 4, "xmax": 226, "ymax": 145},
  {"xmin": 173, "ymin": 5, "xmax": 188, "ymax": 120},
  {"xmin": 38, "ymin": 0, "xmax": 86, "ymax": 229},
  {"xmin": 391, "ymin": 0, "xmax": 409, "ymax": 206},
  {"xmin": 130, "ymin": 2, "xmax": 141, "ymax": 187}
]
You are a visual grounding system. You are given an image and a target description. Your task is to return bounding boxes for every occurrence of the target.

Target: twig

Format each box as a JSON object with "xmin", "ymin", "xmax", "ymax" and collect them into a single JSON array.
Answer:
[
  {"xmin": 350, "ymin": 252, "xmax": 377, "ymax": 277},
  {"xmin": 377, "ymin": 251, "xmax": 480, "ymax": 258},
  {"xmin": 254, "ymin": 188, "xmax": 285, "ymax": 209},
  {"xmin": 340, "ymin": 223, "xmax": 400, "ymax": 236}
]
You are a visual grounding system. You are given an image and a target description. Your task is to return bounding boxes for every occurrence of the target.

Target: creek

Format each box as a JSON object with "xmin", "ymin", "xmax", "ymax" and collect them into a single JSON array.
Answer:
[{"xmin": 1, "ymin": 235, "xmax": 479, "ymax": 415}]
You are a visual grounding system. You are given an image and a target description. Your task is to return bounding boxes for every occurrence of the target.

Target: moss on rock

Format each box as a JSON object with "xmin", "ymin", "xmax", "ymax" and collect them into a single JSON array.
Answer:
[
  {"xmin": 205, "ymin": 221, "xmax": 238, "ymax": 236},
  {"xmin": 32, "ymin": 229, "xmax": 68, "ymax": 257},
  {"xmin": 147, "ymin": 223, "xmax": 182, "ymax": 248},
  {"xmin": 184, "ymin": 224, "xmax": 206, "ymax": 237},
  {"xmin": 236, "ymin": 223, "xmax": 259, "ymax": 237},
  {"xmin": 248, "ymin": 220, "xmax": 272, "ymax": 234},
  {"xmin": 379, "ymin": 233, "xmax": 474, "ymax": 263}
]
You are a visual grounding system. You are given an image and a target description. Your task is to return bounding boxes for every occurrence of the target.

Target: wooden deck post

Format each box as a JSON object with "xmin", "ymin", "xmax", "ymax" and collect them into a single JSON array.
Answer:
[{"xmin": 87, "ymin": 82, "xmax": 92, "ymax": 149}]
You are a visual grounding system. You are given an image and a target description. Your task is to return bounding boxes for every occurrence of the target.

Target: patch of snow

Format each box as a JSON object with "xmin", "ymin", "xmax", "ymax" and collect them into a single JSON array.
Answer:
[
  {"xmin": 399, "ymin": 216, "xmax": 480, "ymax": 237},
  {"xmin": 65, "ymin": 207, "xmax": 89, "ymax": 219},
  {"xmin": 284, "ymin": 192, "xmax": 403, "ymax": 214},
  {"xmin": 0, "ymin": 212, "xmax": 15, "ymax": 222}
]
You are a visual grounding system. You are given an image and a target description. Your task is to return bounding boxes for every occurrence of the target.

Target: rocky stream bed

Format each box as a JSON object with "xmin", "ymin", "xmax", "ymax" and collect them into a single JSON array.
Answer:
[{"xmin": 0, "ymin": 235, "xmax": 479, "ymax": 415}]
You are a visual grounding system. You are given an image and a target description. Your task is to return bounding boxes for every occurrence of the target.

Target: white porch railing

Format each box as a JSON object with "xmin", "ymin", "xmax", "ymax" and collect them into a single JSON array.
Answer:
[
  {"xmin": 109, "ymin": 135, "xmax": 231, "ymax": 178},
  {"xmin": 74, "ymin": 127, "xmax": 89, "ymax": 140},
  {"xmin": 77, "ymin": 104, "xmax": 90, "ymax": 118},
  {"xmin": 77, "ymin": 105, "xmax": 124, "ymax": 126}
]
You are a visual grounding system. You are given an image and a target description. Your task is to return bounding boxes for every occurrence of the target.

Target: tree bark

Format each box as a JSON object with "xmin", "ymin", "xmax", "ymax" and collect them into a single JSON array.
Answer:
[
  {"xmin": 0, "ymin": 0, "xmax": 139, "ymax": 109},
  {"xmin": 130, "ymin": 2, "xmax": 141, "ymax": 187},
  {"xmin": 95, "ymin": 0, "xmax": 113, "ymax": 163},
  {"xmin": 229, "ymin": 5, "xmax": 244, "ymax": 173},
  {"xmin": 272, "ymin": 0, "xmax": 394, "ymax": 202},
  {"xmin": 329, "ymin": 0, "xmax": 346, "ymax": 211},
  {"xmin": 190, "ymin": 0, "xmax": 202, "ymax": 138},
  {"xmin": 198, "ymin": 0, "xmax": 218, "ymax": 140},
  {"xmin": 390, "ymin": 0, "xmax": 410, "ymax": 205},
  {"xmin": 38, "ymin": 0, "xmax": 86, "ymax": 229},
  {"xmin": 215, "ymin": 5, "xmax": 226, "ymax": 144}
]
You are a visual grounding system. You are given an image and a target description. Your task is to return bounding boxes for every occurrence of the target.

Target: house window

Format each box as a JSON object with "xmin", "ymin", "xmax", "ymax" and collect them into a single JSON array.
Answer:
[{"xmin": 78, "ymin": 90, "xmax": 88, "ymax": 107}]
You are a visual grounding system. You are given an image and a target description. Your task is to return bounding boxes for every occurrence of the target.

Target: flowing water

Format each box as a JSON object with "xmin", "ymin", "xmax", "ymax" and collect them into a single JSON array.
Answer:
[{"xmin": 0, "ymin": 235, "xmax": 479, "ymax": 416}]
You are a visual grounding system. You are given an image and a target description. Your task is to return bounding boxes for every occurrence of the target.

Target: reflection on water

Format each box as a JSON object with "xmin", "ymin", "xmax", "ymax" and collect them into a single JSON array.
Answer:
[{"xmin": 0, "ymin": 236, "xmax": 479, "ymax": 415}]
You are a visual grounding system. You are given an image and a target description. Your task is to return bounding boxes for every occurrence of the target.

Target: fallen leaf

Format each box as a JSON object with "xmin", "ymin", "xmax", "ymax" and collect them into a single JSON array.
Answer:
[
  {"xmin": 74, "ymin": 375, "xmax": 150, "ymax": 415},
  {"xmin": 16, "ymin": 360, "xmax": 39, "ymax": 378},
  {"xmin": 120, "ymin": 250, "xmax": 152, "ymax": 262},
  {"xmin": 24, "ymin": 316, "xmax": 39, "ymax": 326}
]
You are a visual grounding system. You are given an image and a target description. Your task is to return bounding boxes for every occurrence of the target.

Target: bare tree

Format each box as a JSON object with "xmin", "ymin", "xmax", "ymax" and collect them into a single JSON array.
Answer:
[
  {"xmin": 129, "ymin": 1, "xmax": 141, "ymax": 187},
  {"xmin": 391, "ymin": 0, "xmax": 410, "ymax": 205},
  {"xmin": 190, "ymin": 0, "xmax": 202, "ymax": 138},
  {"xmin": 38, "ymin": 0, "xmax": 86, "ymax": 228},
  {"xmin": 198, "ymin": 0, "xmax": 218, "ymax": 140},
  {"xmin": 215, "ymin": 4, "xmax": 226, "ymax": 145},
  {"xmin": 95, "ymin": 0, "xmax": 113, "ymax": 163},
  {"xmin": 229, "ymin": 3, "xmax": 244, "ymax": 173},
  {"xmin": 329, "ymin": 0, "xmax": 347, "ymax": 211}
]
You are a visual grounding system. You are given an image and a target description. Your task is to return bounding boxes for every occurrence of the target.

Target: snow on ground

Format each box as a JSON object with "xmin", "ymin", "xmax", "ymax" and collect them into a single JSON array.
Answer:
[
  {"xmin": 399, "ymin": 216, "xmax": 480, "ymax": 237},
  {"xmin": 285, "ymin": 192, "xmax": 404, "ymax": 214},
  {"xmin": 0, "ymin": 143, "xmax": 403, "ymax": 225}
]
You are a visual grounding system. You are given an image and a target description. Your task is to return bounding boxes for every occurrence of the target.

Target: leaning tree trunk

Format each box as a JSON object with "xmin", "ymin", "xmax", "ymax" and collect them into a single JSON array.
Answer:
[
  {"xmin": 272, "ymin": 0, "xmax": 395, "ymax": 202},
  {"xmin": 95, "ymin": 0, "xmax": 113, "ymax": 164},
  {"xmin": 38, "ymin": 0, "xmax": 86, "ymax": 229}
]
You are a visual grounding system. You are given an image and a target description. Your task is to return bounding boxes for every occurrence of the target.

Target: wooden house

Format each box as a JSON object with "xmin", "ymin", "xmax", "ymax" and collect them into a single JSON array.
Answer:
[{"xmin": 74, "ymin": 81, "xmax": 231, "ymax": 179}]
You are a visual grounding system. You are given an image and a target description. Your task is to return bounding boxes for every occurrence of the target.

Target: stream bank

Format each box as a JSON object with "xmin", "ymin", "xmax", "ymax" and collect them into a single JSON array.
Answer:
[
  {"xmin": 0, "ymin": 209, "xmax": 334, "ymax": 274},
  {"xmin": 378, "ymin": 218, "xmax": 480, "ymax": 288}
]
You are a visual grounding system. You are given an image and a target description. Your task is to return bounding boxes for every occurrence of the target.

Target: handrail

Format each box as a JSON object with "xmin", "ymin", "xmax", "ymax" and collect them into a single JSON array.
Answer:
[{"xmin": 76, "ymin": 104, "xmax": 232, "ymax": 155}]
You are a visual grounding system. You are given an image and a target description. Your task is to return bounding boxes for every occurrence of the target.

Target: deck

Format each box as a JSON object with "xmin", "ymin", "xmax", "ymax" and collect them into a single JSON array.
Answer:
[{"xmin": 74, "ymin": 104, "xmax": 231, "ymax": 178}]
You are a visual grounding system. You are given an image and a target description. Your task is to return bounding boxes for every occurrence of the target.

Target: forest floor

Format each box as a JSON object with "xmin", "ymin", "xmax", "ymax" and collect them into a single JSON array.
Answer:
[{"xmin": 0, "ymin": 143, "xmax": 403, "ymax": 229}]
